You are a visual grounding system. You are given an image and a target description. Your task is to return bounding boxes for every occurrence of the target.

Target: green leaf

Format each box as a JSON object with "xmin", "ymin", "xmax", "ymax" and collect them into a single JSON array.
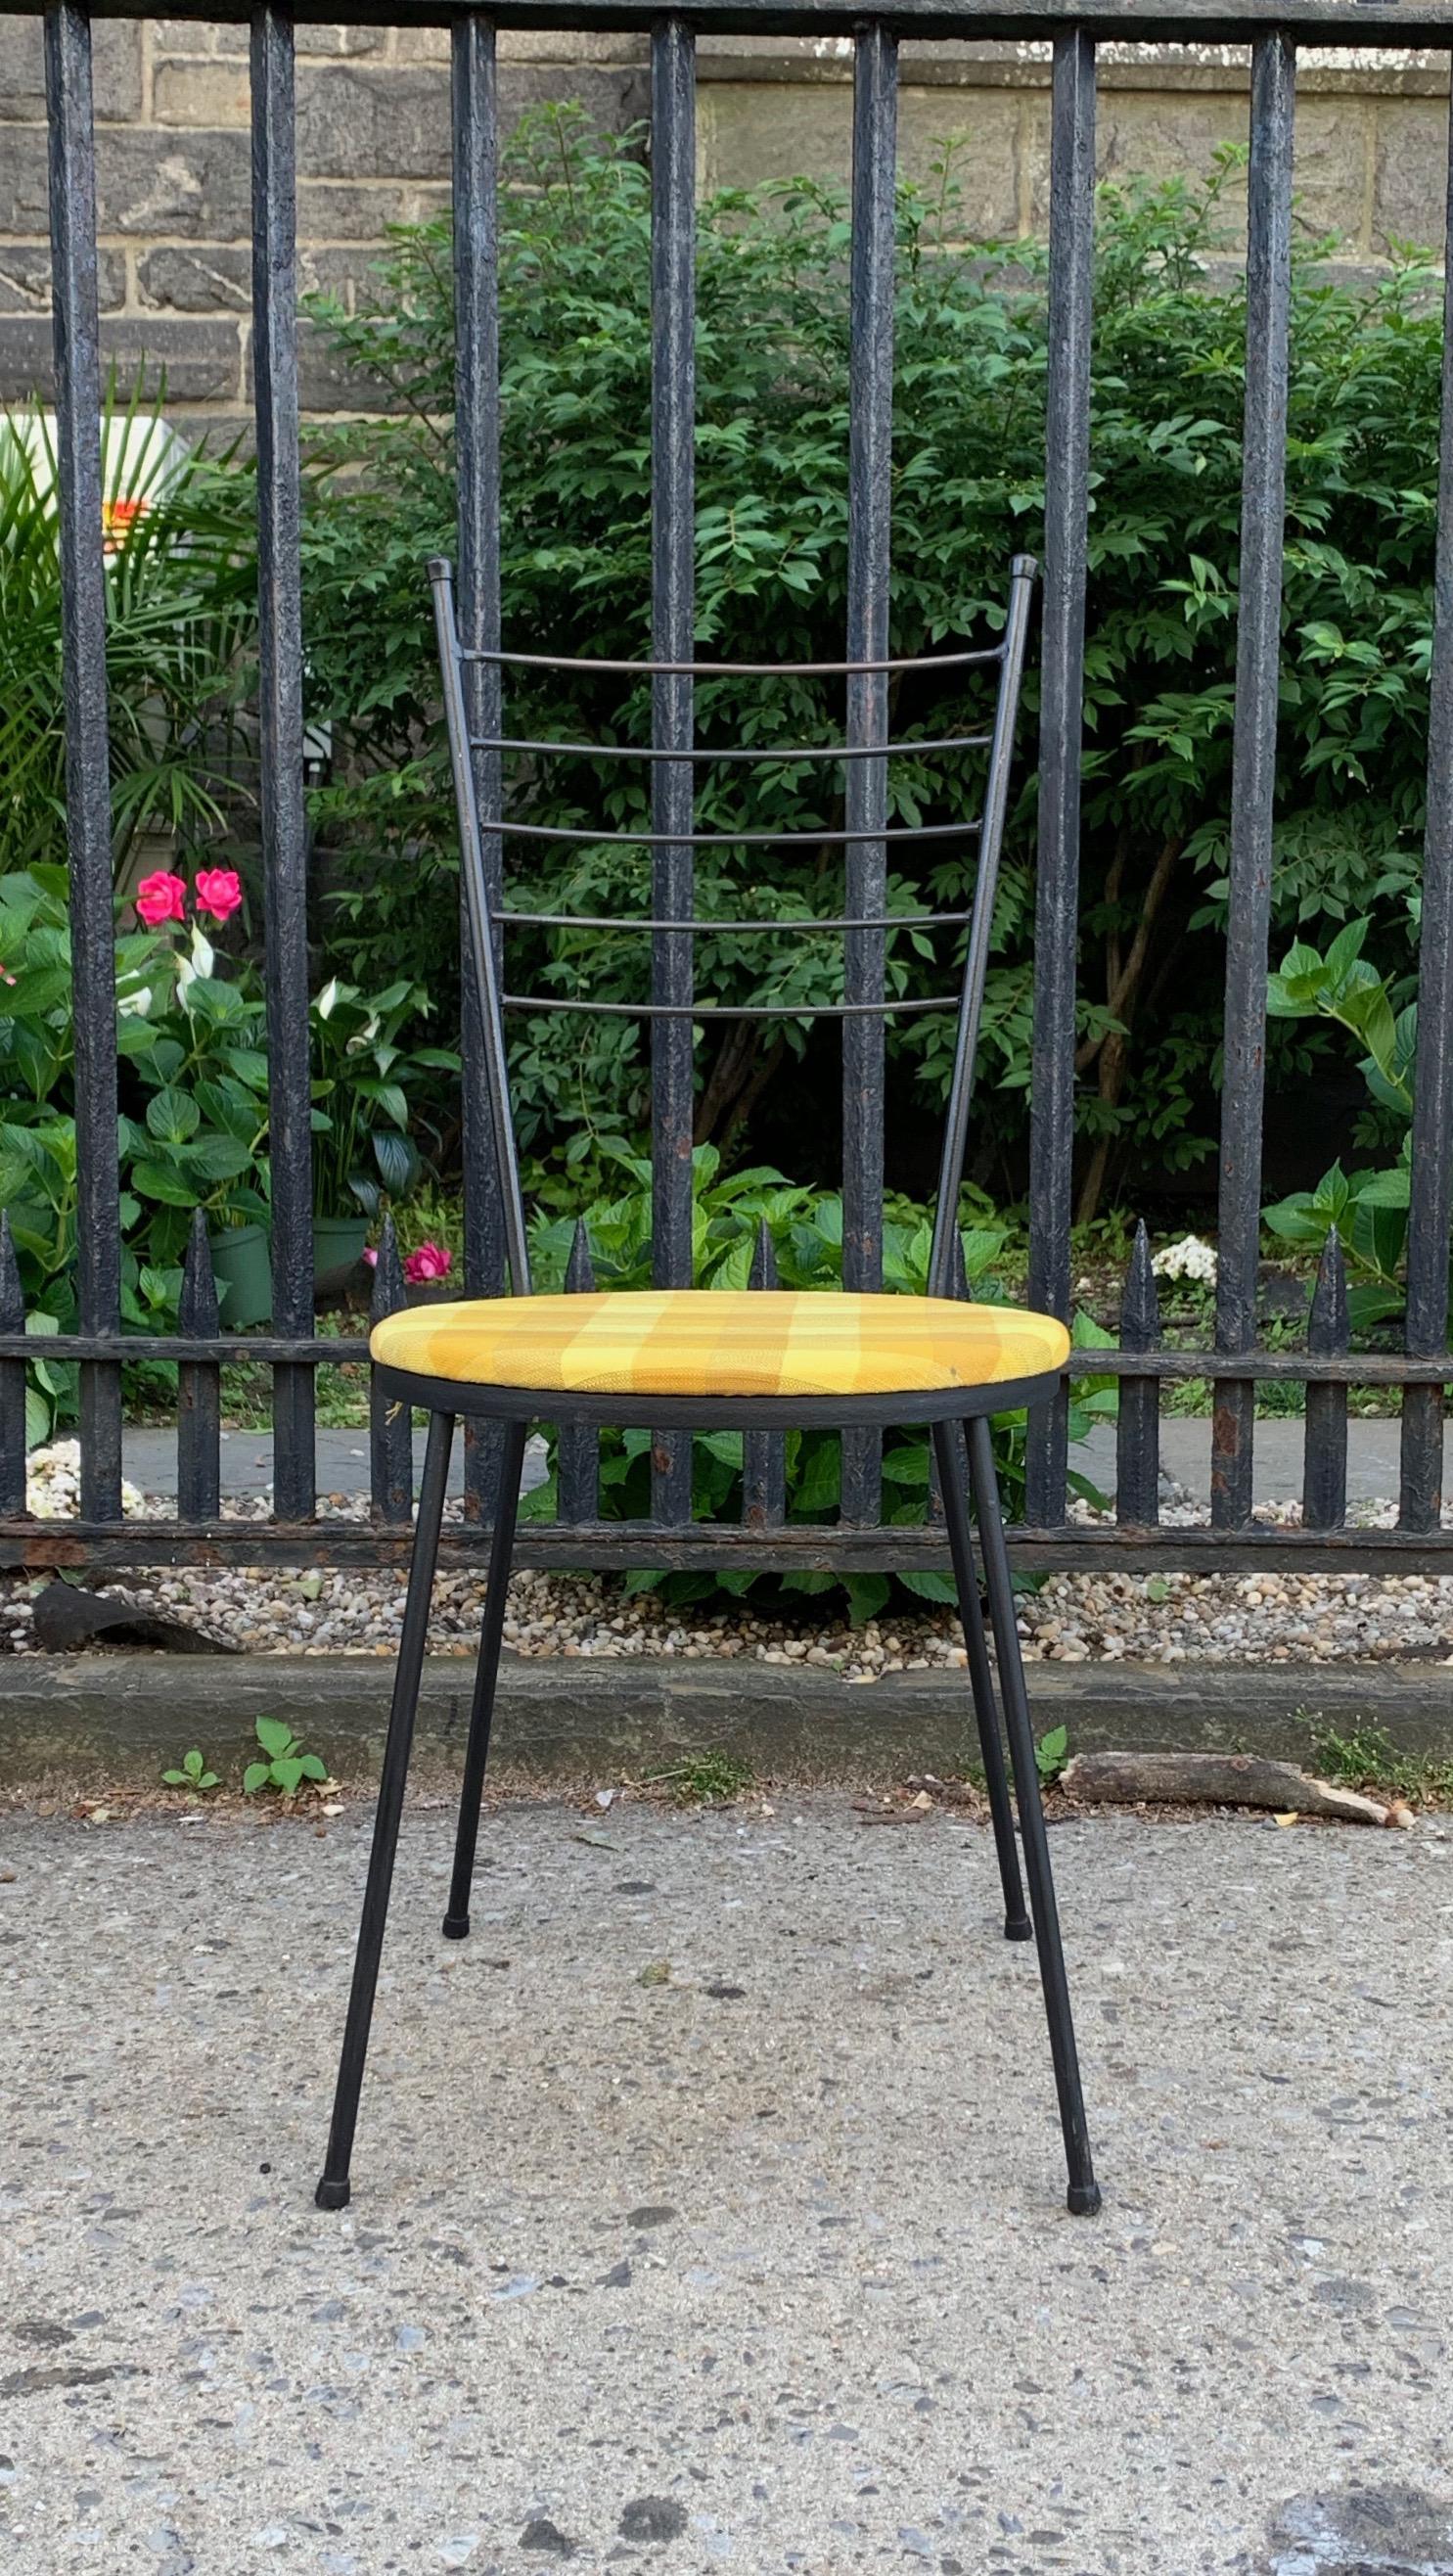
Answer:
[
  {"xmin": 898, "ymin": 1570, "xmax": 959, "ymax": 1604},
  {"xmin": 1035, "ymin": 1724, "xmax": 1069, "ymax": 1783},
  {"xmin": 842, "ymin": 1575, "xmax": 891, "ymax": 1624},
  {"xmin": 145, "ymin": 1086, "xmax": 201, "ymax": 1145},
  {"xmin": 130, "ymin": 1158, "xmax": 202, "ymax": 1208},
  {"xmin": 253, "ymin": 1715, "xmax": 297, "ymax": 1760},
  {"xmin": 242, "ymin": 1761, "xmax": 271, "ymax": 1796}
]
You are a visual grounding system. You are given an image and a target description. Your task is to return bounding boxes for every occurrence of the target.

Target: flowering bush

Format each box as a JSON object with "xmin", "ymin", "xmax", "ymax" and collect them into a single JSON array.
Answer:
[
  {"xmin": 403, "ymin": 1241, "xmax": 452, "ymax": 1284},
  {"xmin": 136, "ymin": 866, "xmax": 244, "ymax": 931},
  {"xmin": 1151, "ymin": 1234, "xmax": 1218, "ymax": 1287},
  {"xmin": 0, "ymin": 866, "xmax": 267, "ymax": 1296}
]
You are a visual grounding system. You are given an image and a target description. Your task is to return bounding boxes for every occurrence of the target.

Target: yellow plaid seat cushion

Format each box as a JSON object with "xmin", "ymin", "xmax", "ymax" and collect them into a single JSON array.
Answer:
[{"xmin": 371, "ymin": 1290, "xmax": 1069, "ymax": 1401}]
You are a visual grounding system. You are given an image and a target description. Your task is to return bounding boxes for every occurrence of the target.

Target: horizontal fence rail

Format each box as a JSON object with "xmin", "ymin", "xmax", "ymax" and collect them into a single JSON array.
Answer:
[{"xmin": 5, "ymin": 0, "xmax": 1453, "ymax": 1587}]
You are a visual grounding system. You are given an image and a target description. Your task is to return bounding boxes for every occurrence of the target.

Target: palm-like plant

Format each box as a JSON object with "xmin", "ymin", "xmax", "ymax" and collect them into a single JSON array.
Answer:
[{"xmin": 0, "ymin": 387, "xmax": 258, "ymax": 881}]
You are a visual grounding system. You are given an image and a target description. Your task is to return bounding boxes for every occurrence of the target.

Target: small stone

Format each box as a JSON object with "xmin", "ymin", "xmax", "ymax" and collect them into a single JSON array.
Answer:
[
  {"xmin": 520, "ymin": 2520, "xmax": 575, "ymax": 2557},
  {"xmin": 618, "ymin": 2498, "xmax": 689, "ymax": 2543}
]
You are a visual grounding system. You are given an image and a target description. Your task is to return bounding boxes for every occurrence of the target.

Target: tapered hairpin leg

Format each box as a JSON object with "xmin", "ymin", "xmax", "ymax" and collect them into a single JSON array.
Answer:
[
  {"xmin": 931, "ymin": 1417, "xmax": 1030, "ymax": 1940},
  {"xmin": 315, "ymin": 1406, "xmax": 456, "ymax": 2212},
  {"xmin": 967, "ymin": 1412, "xmax": 1101, "ymax": 2217},
  {"xmin": 443, "ymin": 1415, "xmax": 527, "ymax": 1939}
]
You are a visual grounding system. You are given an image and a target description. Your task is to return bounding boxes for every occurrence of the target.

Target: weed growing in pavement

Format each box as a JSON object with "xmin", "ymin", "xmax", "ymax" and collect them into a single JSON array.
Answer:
[
  {"xmin": 160, "ymin": 1747, "xmax": 220, "ymax": 1795},
  {"xmin": 644, "ymin": 1750, "xmax": 754, "ymax": 1807},
  {"xmin": 244, "ymin": 1716, "xmax": 330, "ymax": 1799},
  {"xmin": 1309, "ymin": 1717, "xmax": 1453, "ymax": 1808},
  {"xmin": 1035, "ymin": 1725, "xmax": 1070, "ymax": 1786}
]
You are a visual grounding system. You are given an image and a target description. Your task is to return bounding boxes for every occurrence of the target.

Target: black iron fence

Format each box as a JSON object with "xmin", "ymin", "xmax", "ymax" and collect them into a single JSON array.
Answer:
[{"xmin": 4, "ymin": 0, "xmax": 1453, "ymax": 1581}]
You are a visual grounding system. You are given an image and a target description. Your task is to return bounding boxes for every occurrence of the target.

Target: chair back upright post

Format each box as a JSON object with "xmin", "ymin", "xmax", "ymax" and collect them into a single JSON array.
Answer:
[
  {"xmin": 430, "ymin": 553, "xmax": 534, "ymax": 1299},
  {"xmin": 927, "ymin": 551, "xmax": 1039, "ymax": 1300}
]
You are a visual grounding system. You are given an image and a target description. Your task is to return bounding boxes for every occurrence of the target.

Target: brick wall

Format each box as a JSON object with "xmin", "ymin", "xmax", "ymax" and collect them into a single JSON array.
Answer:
[{"xmin": 1, "ymin": 24, "xmax": 1448, "ymax": 425}]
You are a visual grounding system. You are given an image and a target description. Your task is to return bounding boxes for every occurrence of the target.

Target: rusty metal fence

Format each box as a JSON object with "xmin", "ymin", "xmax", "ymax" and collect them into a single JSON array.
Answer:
[{"xmin": 3, "ymin": 0, "xmax": 1453, "ymax": 1583}]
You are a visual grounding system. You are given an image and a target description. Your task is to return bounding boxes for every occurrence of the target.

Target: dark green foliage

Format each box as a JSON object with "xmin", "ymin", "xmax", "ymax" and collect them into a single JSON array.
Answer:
[{"xmin": 301, "ymin": 116, "xmax": 1445, "ymax": 1209}]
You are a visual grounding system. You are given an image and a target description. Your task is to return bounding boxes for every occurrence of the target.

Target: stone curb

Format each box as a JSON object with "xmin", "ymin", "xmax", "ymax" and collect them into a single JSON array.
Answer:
[{"xmin": 3, "ymin": 1652, "xmax": 1453, "ymax": 1790}]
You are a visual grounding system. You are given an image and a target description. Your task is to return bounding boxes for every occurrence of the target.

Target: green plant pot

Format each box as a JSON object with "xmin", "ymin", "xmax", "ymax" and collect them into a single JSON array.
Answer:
[
  {"xmin": 207, "ymin": 1222, "xmax": 272, "ymax": 1329},
  {"xmin": 312, "ymin": 1215, "xmax": 369, "ymax": 1296}
]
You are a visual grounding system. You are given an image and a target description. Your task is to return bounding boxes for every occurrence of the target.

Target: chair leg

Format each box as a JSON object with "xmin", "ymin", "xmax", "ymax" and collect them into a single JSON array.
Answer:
[
  {"xmin": 966, "ymin": 1413, "xmax": 1102, "ymax": 2217},
  {"xmin": 931, "ymin": 1418, "xmax": 1030, "ymax": 1941},
  {"xmin": 443, "ymin": 1417, "xmax": 527, "ymax": 1940},
  {"xmin": 315, "ymin": 1407, "xmax": 456, "ymax": 2212}
]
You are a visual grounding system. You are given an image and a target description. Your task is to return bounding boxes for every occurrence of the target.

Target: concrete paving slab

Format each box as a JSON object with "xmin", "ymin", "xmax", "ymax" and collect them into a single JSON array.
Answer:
[
  {"xmin": 1, "ymin": 1797, "xmax": 1451, "ymax": 2573},
  {"xmin": 114, "ymin": 1428, "xmax": 551, "ymax": 1501},
  {"xmin": 111, "ymin": 1419, "xmax": 1449, "ymax": 1510}
]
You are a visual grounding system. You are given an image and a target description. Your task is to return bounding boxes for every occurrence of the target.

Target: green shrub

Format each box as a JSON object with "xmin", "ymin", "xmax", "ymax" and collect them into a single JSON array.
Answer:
[
  {"xmin": 1262, "ymin": 914, "xmax": 1418, "ymax": 1327},
  {"xmin": 301, "ymin": 115, "xmax": 1443, "ymax": 1211}
]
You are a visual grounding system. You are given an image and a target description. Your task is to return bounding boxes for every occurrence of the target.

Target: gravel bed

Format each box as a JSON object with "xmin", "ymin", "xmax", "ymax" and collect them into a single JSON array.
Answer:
[{"xmin": 4, "ymin": 1440, "xmax": 1451, "ymax": 1673}]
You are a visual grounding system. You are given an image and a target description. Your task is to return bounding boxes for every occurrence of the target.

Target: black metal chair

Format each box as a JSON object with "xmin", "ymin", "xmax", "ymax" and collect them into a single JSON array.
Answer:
[{"xmin": 314, "ymin": 551, "xmax": 1101, "ymax": 2219}]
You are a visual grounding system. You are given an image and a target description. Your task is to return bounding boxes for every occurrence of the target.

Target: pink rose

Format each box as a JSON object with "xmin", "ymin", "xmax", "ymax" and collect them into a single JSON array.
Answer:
[
  {"xmin": 404, "ymin": 1242, "xmax": 452, "ymax": 1285},
  {"xmin": 194, "ymin": 867, "xmax": 244, "ymax": 925},
  {"xmin": 362, "ymin": 1245, "xmax": 379, "ymax": 1269},
  {"xmin": 135, "ymin": 871, "xmax": 187, "ymax": 928}
]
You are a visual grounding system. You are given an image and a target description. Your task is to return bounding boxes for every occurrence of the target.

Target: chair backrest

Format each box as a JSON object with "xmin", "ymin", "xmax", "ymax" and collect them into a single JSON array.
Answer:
[{"xmin": 430, "ymin": 552, "xmax": 1037, "ymax": 1304}]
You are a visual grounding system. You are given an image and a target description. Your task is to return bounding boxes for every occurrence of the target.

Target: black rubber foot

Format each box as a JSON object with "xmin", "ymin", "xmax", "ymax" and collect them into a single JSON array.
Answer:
[
  {"xmin": 1004, "ymin": 1916, "xmax": 1033, "ymax": 1942},
  {"xmin": 315, "ymin": 2177, "xmax": 350, "ymax": 2211},
  {"xmin": 441, "ymin": 1913, "xmax": 471, "ymax": 1941},
  {"xmin": 1067, "ymin": 2181, "xmax": 1103, "ymax": 2218}
]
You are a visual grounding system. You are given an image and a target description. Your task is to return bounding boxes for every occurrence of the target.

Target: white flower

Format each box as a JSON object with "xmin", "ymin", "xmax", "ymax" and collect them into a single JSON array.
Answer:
[
  {"xmin": 1151, "ymin": 1233, "xmax": 1218, "ymax": 1285},
  {"xmin": 175, "ymin": 922, "xmax": 215, "ymax": 1003},
  {"xmin": 27, "ymin": 1439, "xmax": 144, "ymax": 1518},
  {"xmin": 116, "ymin": 983, "xmax": 153, "ymax": 1019},
  {"xmin": 316, "ymin": 977, "xmax": 340, "ymax": 1020}
]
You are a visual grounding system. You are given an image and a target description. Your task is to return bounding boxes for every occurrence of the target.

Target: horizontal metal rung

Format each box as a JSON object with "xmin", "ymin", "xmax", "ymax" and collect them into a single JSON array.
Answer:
[
  {"xmin": 481, "ymin": 817, "xmax": 982, "ymax": 848},
  {"xmin": 471, "ymin": 732, "xmax": 992, "ymax": 763},
  {"xmin": 456, "ymin": 643, "xmax": 1005, "ymax": 676},
  {"xmin": 502, "ymin": 993, "xmax": 961, "ymax": 1019},
  {"xmin": 496, "ymin": 908, "xmax": 973, "ymax": 933}
]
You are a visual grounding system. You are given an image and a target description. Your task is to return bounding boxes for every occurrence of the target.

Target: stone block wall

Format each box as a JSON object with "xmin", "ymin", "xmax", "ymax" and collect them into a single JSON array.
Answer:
[{"xmin": 0, "ymin": 23, "xmax": 1449, "ymax": 424}]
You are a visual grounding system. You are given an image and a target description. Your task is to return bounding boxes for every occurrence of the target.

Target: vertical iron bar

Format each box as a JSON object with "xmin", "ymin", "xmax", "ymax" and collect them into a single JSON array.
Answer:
[
  {"xmin": 1399, "ymin": 79, "xmax": 1453, "ymax": 1532},
  {"xmin": 840, "ymin": 20, "xmax": 897, "ymax": 1528},
  {"xmin": 0, "ymin": 1216, "xmax": 26, "ymax": 1518},
  {"xmin": 1211, "ymin": 32, "xmax": 1295, "ymax": 1530},
  {"xmin": 453, "ymin": 12, "xmax": 506, "ymax": 1527},
  {"xmin": 369, "ymin": 1215, "xmax": 413, "ymax": 1525},
  {"xmin": 743, "ymin": 1221, "xmax": 786, "ymax": 1531},
  {"xmin": 1025, "ymin": 28, "xmax": 1096, "ymax": 1532},
  {"xmin": 1303, "ymin": 1226, "xmax": 1348, "ymax": 1533},
  {"xmin": 1115, "ymin": 1219, "xmax": 1160, "ymax": 1527},
  {"xmin": 251, "ymin": 3, "xmax": 314, "ymax": 1522},
  {"xmin": 650, "ymin": 15, "xmax": 696, "ymax": 1529},
  {"xmin": 557, "ymin": 1219, "xmax": 599, "ymax": 1524},
  {"xmin": 177, "ymin": 1211, "xmax": 221, "ymax": 1526},
  {"xmin": 46, "ymin": 1, "xmax": 121, "ymax": 1523}
]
